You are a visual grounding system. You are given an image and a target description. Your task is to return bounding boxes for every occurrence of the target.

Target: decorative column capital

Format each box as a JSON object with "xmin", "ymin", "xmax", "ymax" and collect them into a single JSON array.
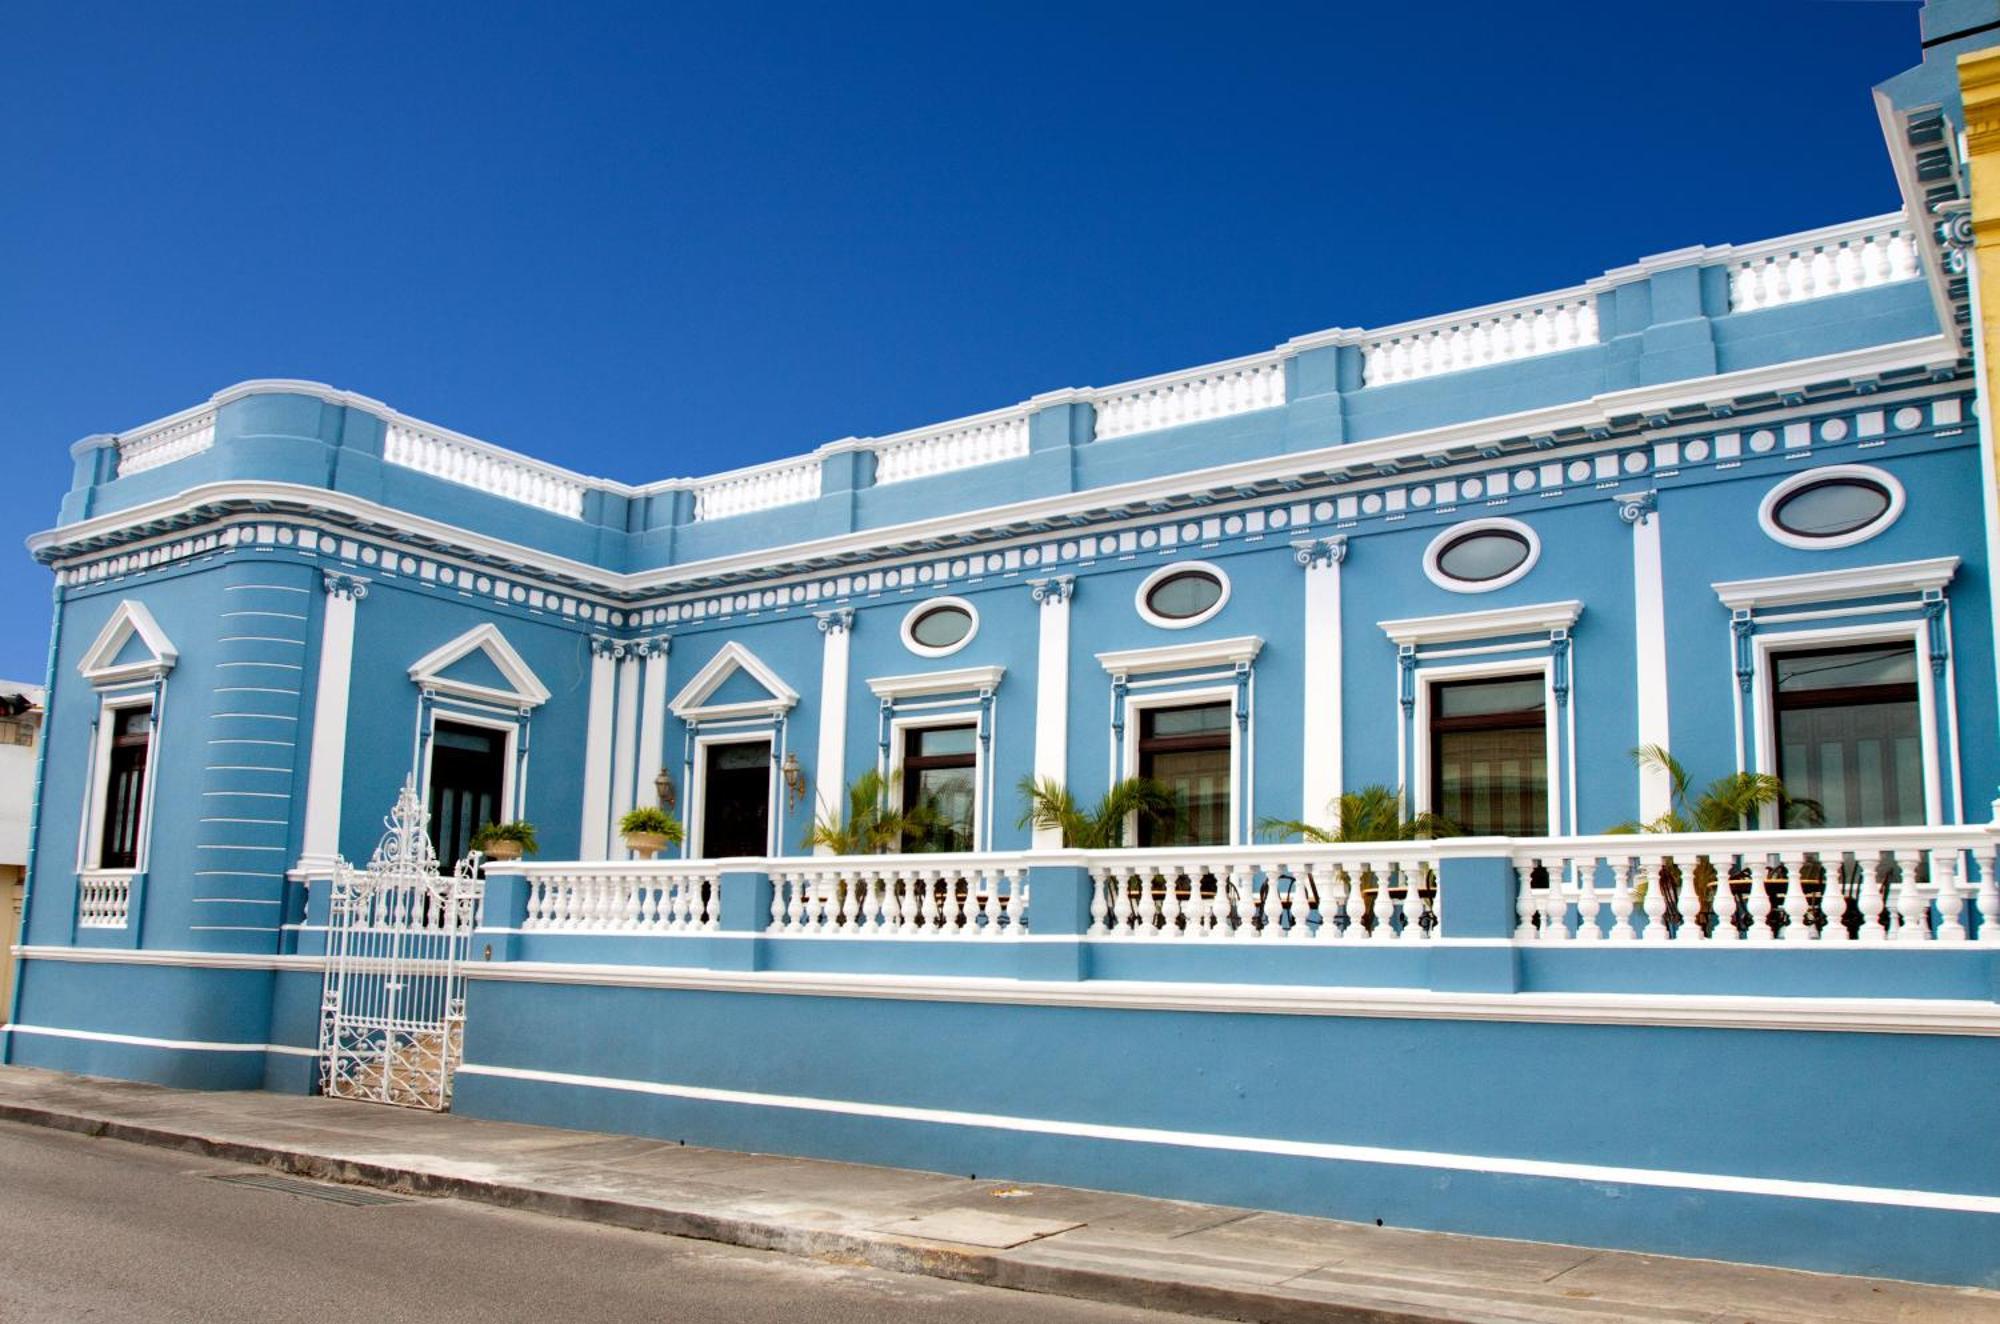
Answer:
[
  {"xmin": 1291, "ymin": 536, "xmax": 1347, "ymax": 569},
  {"xmin": 815, "ymin": 608, "xmax": 855, "ymax": 635},
  {"xmin": 630, "ymin": 634, "xmax": 671, "ymax": 659},
  {"xmin": 1028, "ymin": 575, "xmax": 1074, "ymax": 605},
  {"xmin": 322, "ymin": 571, "xmax": 370, "ymax": 601},
  {"xmin": 589, "ymin": 635, "xmax": 626, "ymax": 660},
  {"xmin": 1615, "ymin": 491, "xmax": 1658, "ymax": 526}
]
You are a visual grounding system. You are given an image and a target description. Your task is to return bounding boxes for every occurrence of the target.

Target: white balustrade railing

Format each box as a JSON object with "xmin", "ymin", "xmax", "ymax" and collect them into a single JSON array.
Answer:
[
  {"xmin": 1511, "ymin": 826, "xmax": 1996, "ymax": 945},
  {"xmin": 1087, "ymin": 847, "xmax": 1441, "ymax": 941},
  {"xmin": 769, "ymin": 856, "xmax": 1027, "ymax": 937},
  {"xmin": 1727, "ymin": 222, "xmax": 1920, "ymax": 313},
  {"xmin": 382, "ymin": 422, "xmax": 588, "ymax": 519},
  {"xmin": 873, "ymin": 415, "xmax": 1030, "ymax": 485},
  {"xmin": 690, "ymin": 457, "xmax": 823, "ymax": 521},
  {"xmin": 117, "ymin": 411, "xmax": 217, "ymax": 477},
  {"xmin": 1361, "ymin": 299, "xmax": 1599, "ymax": 387},
  {"xmin": 1093, "ymin": 359, "xmax": 1286, "ymax": 440},
  {"xmin": 77, "ymin": 871, "xmax": 134, "ymax": 928},
  {"xmin": 521, "ymin": 864, "xmax": 720, "ymax": 933}
]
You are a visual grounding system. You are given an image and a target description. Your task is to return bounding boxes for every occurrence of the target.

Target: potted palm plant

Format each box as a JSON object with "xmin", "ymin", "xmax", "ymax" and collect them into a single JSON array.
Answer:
[
  {"xmin": 801, "ymin": 769, "xmax": 928, "ymax": 854},
  {"xmin": 618, "ymin": 806, "xmax": 684, "ymax": 860},
  {"xmin": 1016, "ymin": 775, "xmax": 1179, "ymax": 849},
  {"xmin": 1607, "ymin": 745, "xmax": 1824, "ymax": 932},
  {"xmin": 469, "ymin": 820, "xmax": 539, "ymax": 862}
]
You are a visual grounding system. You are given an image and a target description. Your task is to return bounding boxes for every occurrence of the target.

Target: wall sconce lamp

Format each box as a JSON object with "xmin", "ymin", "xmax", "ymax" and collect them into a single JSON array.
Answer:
[
  {"xmin": 781, "ymin": 752, "xmax": 807, "ymax": 810},
  {"xmin": 653, "ymin": 768, "xmax": 676, "ymax": 811}
]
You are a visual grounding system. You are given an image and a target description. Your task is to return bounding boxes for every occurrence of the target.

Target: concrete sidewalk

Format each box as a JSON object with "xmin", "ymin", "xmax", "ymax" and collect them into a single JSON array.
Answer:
[{"xmin": 0, "ymin": 1066, "xmax": 1991, "ymax": 1324}]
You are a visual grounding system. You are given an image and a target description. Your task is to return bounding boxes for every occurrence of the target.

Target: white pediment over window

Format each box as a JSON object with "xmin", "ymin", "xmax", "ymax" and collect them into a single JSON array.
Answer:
[
  {"xmin": 1096, "ymin": 635, "xmax": 1263, "ymax": 679},
  {"xmin": 1713, "ymin": 557, "xmax": 1958, "ymax": 612},
  {"xmin": 1378, "ymin": 600, "xmax": 1582, "ymax": 648},
  {"xmin": 78, "ymin": 600, "xmax": 178, "ymax": 686},
  {"xmin": 867, "ymin": 665, "xmax": 1005, "ymax": 700},
  {"xmin": 409, "ymin": 623, "xmax": 551, "ymax": 708},
  {"xmin": 670, "ymin": 641, "xmax": 798, "ymax": 721}
]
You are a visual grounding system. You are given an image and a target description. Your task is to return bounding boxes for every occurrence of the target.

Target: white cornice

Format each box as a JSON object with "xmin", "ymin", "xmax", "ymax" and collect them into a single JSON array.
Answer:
[
  {"xmin": 17, "ymin": 945, "xmax": 1998, "ymax": 1036},
  {"xmin": 866, "ymin": 665, "xmax": 1005, "ymax": 699},
  {"xmin": 1379, "ymin": 600, "xmax": 1582, "ymax": 647},
  {"xmin": 33, "ymin": 336, "xmax": 1963, "ymax": 603},
  {"xmin": 1096, "ymin": 635, "xmax": 1263, "ymax": 677},
  {"xmin": 1713, "ymin": 556, "xmax": 1960, "ymax": 612}
]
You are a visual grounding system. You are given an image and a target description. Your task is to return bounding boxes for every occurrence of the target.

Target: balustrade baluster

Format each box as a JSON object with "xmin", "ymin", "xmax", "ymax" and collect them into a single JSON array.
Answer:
[
  {"xmin": 1779, "ymin": 851, "xmax": 1811, "ymax": 942},
  {"xmin": 769, "ymin": 875, "xmax": 787, "ymax": 931},
  {"xmin": 1977, "ymin": 847, "xmax": 1999, "ymax": 946},
  {"xmin": 1892, "ymin": 847, "xmax": 1929, "ymax": 942},
  {"xmin": 1112, "ymin": 869, "xmax": 1136, "ymax": 936},
  {"xmin": 1934, "ymin": 849, "xmax": 1967, "ymax": 943},
  {"xmin": 1858, "ymin": 853, "xmax": 1890, "ymax": 941},
  {"xmin": 1640, "ymin": 858, "xmax": 1669, "ymax": 943},
  {"xmin": 1514, "ymin": 862, "xmax": 1539, "ymax": 938},
  {"xmin": 841, "ymin": 870, "xmax": 862, "ymax": 932},
  {"xmin": 1014, "ymin": 870, "xmax": 1029, "ymax": 933},
  {"xmin": 1088, "ymin": 870, "xmax": 1109, "ymax": 935},
  {"xmin": 1539, "ymin": 864, "xmax": 1567, "ymax": 941},
  {"xmin": 1745, "ymin": 856, "xmax": 1775, "ymax": 942}
]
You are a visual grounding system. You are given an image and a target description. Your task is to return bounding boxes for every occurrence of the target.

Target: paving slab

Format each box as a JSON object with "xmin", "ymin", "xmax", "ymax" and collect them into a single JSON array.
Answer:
[{"xmin": 2, "ymin": 1063, "xmax": 1997, "ymax": 1324}]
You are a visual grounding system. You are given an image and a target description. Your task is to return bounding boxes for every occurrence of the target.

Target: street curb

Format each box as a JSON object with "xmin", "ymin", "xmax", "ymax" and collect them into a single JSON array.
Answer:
[{"xmin": 0, "ymin": 1098, "xmax": 1455, "ymax": 1324}]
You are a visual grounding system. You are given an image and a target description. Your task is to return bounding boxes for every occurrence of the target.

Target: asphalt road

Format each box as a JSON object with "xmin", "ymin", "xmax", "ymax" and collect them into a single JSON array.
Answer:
[{"xmin": 0, "ymin": 1119, "xmax": 1203, "ymax": 1324}]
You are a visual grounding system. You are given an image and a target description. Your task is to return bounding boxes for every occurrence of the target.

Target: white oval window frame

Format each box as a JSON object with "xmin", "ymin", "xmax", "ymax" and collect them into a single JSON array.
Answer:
[
  {"xmin": 1423, "ymin": 517, "xmax": 1541, "ymax": 594},
  {"xmin": 900, "ymin": 595, "xmax": 980, "ymax": 658},
  {"xmin": 1758, "ymin": 463, "xmax": 1905, "ymax": 551},
  {"xmin": 1135, "ymin": 560, "xmax": 1231, "ymax": 630}
]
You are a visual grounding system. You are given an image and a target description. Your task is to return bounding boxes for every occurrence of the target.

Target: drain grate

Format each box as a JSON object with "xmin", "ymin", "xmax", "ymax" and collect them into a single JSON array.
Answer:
[{"xmin": 206, "ymin": 1171, "xmax": 407, "ymax": 1207}]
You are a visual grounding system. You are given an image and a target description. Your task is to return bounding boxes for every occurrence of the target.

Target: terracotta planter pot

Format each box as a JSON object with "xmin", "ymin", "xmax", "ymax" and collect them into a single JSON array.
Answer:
[
  {"xmin": 483, "ymin": 839, "xmax": 525, "ymax": 862},
  {"xmin": 623, "ymin": 831, "xmax": 669, "ymax": 860}
]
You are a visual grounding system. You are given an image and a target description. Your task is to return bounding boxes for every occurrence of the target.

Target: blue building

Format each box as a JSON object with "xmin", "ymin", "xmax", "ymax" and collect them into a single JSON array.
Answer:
[{"xmin": 9, "ymin": 6, "xmax": 2000, "ymax": 1288}]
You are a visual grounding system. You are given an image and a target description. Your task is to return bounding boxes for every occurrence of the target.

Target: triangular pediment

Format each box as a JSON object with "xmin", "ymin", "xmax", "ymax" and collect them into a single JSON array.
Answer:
[
  {"xmin": 669, "ymin": 641, "xmax": 797, "ymax": 721},
  {"xmin": 78, "ymin": 600, "xmax": 177, "ymax": 686},
  {"xmin": 409, "ymin": 623, "xmax": 550, "ymax": 708}
]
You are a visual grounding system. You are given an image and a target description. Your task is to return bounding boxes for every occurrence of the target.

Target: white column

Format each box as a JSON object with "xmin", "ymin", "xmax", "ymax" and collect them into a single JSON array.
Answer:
[
  {"xmin": 299, "ymin": 572, "xmax": 366, "ymax": 868},
  {"xmin": 1030, "ymin": 577, "xmax": 1073, "ymax": 850},
  {"xmin": 609, "ymin": 646, "xmax": 643, "ymax": 857},
  {"xmin": 636, "ymin": 637, "xmax": 670, "ymax": 826},
  {"xmin": 1295, "ymin": 539, "xmax": 1344, "ymax": 826},
  {"xmin": 811, "ymin": 610, "xmax": 853, "ymax": 854},
  {"xmin": 1623, "ymin": 493, "xmax": 1673, "ymax": 822},
  {"xmin": 577, "ymin": 637, "xmax": 619, "ymax": 860}
]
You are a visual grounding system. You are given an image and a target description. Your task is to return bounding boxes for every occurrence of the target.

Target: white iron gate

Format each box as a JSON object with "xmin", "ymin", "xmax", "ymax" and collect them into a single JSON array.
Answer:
[{"xmin": 318, "ymin": 782, "xmax": 483, "ymax": 1111}]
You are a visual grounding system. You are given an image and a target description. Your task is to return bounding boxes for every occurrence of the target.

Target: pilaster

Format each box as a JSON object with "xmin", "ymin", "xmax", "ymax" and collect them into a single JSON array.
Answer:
[
  {"xmin": 1293, "ymin": 537, "xmax": 1345, "ymax": 825},
  {"xmin": 299, "ymin": 572, "xmax": 369, "ymax": 869},
  {"xmin": 812, "ymin": 610, "xmax": 854, "ymax": 853},
  {"xmin": 1618, "ymin": 492, "xmax": 1672, "ymax": 822},
  {"xmin": 578, "ymin": 637, "xmax": 620, "ymax": 860},
  {"xmin": 1028, "ymin": 577, "xmax": 1073, "ymax": 848}
]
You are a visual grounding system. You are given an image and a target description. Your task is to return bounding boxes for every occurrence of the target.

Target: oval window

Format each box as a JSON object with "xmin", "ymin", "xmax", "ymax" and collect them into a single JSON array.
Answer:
[
  {"xmin": 909, "ymin": 604, "xmax": 973, "ymax": 649},
  {"xmin": 1434, "ymin": 529, "xmax": 1532, "ymax": 584},
  {"xmin": 1770, "ymin": 478, "xmax": 1893, "ymax": 539},
  {"xmin": 1145, "ymin": 570, "xmax": 1225, "ymax": 621}
]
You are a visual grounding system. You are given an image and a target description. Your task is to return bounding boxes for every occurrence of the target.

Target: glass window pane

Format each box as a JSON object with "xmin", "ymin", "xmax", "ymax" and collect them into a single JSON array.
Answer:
[
  {"xmin": 1435, "ymin": 676, "xmax": 1544, "ymax": 719},
  {"xmin": 1774, "ymin": 647, "xmax": 1915, "ymax": 693},
  {"xmin": 1772, "ymin": 480, "xmax": 1891, "ymax": 538},
  {"xmin": 432, "ymin": 724, "xmax": 498, "ymax": 753},
  {"xmin": 1775, "ymin": 685, "xmax": 1923, "ymax": 828},
  {"xmin": 1142, "ymin": 746, "xmax": 1231, "ymax": 846},
  {"xmin": 909, "ymin": 767, "xmax": 975, "ymax": 851},
  {"xmin": 912, "ymin": 725, "xmax": 976, "ymax": 758},
  {"xmin": 1145, "ymin": 571, "xmax": 1223, "ymax": 619},
  {"xmin": 113, "ymin": 706, "xmax": 152, "ymax": 739},
  {"xmin": 910, "ymin": 605, "xmax": 972, "ymax": 648},
  {"xmin": 1435, "ymin": 726, "xmax": 1547, "ymax": 835},
  {"xmin": 1436, "ymin": 531, "xmax": 1530, "ymax": 582},
  {"xmin": 711, "ymin": 742, "xmax": 769, "ymax": 770},
  {"xmin": 1145, "ymin": 703, "xmax": 1231, "ymax": 738}
]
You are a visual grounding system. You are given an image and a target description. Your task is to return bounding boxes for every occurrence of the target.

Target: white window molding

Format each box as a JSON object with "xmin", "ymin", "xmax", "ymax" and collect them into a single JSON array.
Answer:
[
  {"xmin": 1757, "ymin": 462, "xmax": 1905, "ymax": 551},
  {"xmin": 1744, "ymin": 618, "xmax": 1946, "ymax": 827},
  {"xmin": 1713, "ymin": 557, "xmax": 1958, "ymax": 613},
  {"xmin": 1378, "ymin": 600, "xmax": 1582, "ymax": 648},
  {"xmin": 417, "ymin": 703, "xmax": 525, "ymax": 830},
  {"xmin": 670, "ymin": 641, "xmax": 799, "ymax": 722},
  {"xmin": 1119, "ymin": 681, "xmax": 1245, "ymax": 846},
  {"xmin": 1407, "ymin": 657, "xmax": 1563, "ymax": 834},
  {"xmin": 79, "ymin": 688, "xmax": 162, "ymax": 876},
  {"xmin": 408, "ymin": 623, "xmax": 551, "ymax": 709},
  {"xmin": 1096, "ymin": 635, "xmax": 1262, "ymax": 679},
  {"xmin": 887, "ymin": 710, "xmax": 988, "ymax": 853},
  {"xmin": 77, "ymin": 600, "xmax": 177, "ymax": 686},
  {"xmin": 1422, "ymin": 517, "xmax": 1540, "ymax": 594},
  {"xmin": 1134, "ymin": 560, "xmax": 1231, "ymax": 630},
  {"xmin": 686, "ymin": 729, "xmax": 778, "ymax": 860},
  {"xmin": 899, "ymin": 596, "xmax": 979, "ymax": 658},
  {"xmin": 866, "ymin": 665, "xmax": 1005, "ymax": 701}
]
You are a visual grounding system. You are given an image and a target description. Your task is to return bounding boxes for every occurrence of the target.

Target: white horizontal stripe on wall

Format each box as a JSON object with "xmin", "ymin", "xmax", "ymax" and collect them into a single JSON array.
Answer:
[{"xmin": 457, "ymin": 1061, "xmax": 2000, "ymax": 1216}]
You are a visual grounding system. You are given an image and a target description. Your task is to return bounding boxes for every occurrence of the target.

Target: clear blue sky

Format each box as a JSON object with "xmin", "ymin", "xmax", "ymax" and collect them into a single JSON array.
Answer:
[{"xmin": 0, "ymin": 1, "xmax": 1922, "ymax": 680}]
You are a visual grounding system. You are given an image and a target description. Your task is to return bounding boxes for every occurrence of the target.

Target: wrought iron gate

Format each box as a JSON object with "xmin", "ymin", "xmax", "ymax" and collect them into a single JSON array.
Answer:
[{"xmin": 318, "ymin": 782, "xmax": 483, "ymax": 1111}]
